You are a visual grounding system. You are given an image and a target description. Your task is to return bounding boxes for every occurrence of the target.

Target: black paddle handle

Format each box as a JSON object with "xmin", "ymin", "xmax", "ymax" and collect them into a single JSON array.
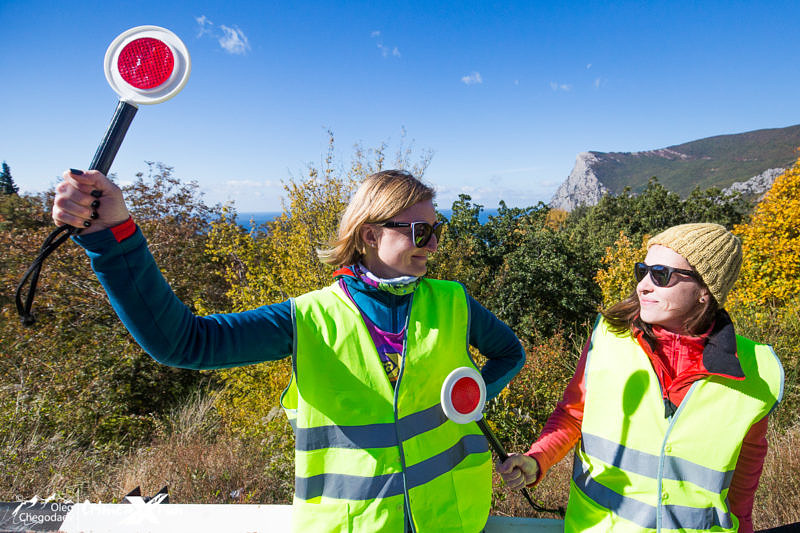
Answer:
[
  {"xmin": 89, "ymin": 100, "xmax": 138, "ymax": 175},
  {"xmin": 69, "ymin": 99, "xmax": 137, "ymax": 233},
  {"xmin": 477, "ymin": 418, "xmax": 509, "ymax": 461},
  {"xmin": 476, "ymin": 418, "xmax": 565, "ymax": 517}
]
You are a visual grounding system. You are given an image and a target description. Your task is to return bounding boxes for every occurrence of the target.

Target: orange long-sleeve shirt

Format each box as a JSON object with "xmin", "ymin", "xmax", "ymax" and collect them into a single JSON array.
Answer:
[{"xmin": 527, "ymin": 324, "xmax": 770, "ymax": 533}]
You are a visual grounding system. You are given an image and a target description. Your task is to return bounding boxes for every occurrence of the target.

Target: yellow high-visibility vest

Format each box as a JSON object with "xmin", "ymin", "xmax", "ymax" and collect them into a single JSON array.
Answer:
[
  {"xmin": 566, "ymin": 316, "xmax": 783, "ymax": 532},
  {"xmin": 281, "ymin": 279, "xmax": 491, "ymax": 532}
]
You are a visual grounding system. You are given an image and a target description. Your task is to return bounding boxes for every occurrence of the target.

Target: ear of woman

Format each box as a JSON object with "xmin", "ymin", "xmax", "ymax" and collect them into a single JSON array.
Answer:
[{"xmin": 360, "ymin": 224, "xmax": 380, "ymax": 249}]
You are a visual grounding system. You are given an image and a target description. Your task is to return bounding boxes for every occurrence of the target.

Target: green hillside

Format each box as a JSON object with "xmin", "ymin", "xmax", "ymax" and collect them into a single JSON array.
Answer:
[{"xmin": 591, "ymin": 124, "xmax": 800, "ymax": 196}]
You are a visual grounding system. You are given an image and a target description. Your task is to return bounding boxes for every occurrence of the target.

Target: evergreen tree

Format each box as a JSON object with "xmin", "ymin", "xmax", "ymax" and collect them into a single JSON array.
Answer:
[{"xmin": 0, "ymin": 162, "xmax": 19, "ymax": 195}]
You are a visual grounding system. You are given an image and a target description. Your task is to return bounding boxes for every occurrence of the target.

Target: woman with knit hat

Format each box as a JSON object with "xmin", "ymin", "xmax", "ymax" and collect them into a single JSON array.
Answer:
[{"xmin": 498, "ymin": 223, "xmax": 783, "ymax": 533}]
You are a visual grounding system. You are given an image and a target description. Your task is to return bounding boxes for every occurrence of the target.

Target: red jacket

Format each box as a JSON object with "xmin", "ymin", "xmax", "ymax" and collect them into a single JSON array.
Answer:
[{"xmin": 527, "ymin": 313, "xmax": 769, "ymax": 533}]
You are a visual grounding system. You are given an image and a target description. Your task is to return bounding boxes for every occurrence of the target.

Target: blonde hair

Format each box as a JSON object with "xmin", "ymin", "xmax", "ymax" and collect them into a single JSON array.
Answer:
[{"xmin": 318, "ymin": 170, "xmax": 435, "ymax": 267}]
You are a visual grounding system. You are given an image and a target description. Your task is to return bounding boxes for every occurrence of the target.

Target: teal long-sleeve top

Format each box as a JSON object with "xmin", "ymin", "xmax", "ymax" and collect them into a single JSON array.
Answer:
[{"xmin": 74, "ymin": 224, "xmax": 525, "ymax": 400}]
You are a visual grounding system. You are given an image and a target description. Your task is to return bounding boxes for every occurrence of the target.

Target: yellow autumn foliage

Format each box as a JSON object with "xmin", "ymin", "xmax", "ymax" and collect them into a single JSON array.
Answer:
[
  {"xmin": 730, "ymin": 158, "xmax": 800, "ymax": 308},
  {"xmin": 594, "ymin": 231, "xmax": 649, "ymax": 309},
  {"xmin": 544, "ymin": 208, "xmax": 568, "ymax": 230},
  {"xmin": 207, "ymin": 173, "xmax": 357, "ymax": 442}
]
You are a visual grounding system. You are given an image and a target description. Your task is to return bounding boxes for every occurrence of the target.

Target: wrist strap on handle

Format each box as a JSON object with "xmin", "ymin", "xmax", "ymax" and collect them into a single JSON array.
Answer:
[{"xmin": 15, "ymin": 101, "xmax": 137, "ymax": 326}]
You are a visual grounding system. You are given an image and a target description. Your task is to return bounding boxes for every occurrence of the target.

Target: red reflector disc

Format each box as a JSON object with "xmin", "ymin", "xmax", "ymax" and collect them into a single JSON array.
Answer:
[
  {"xmin": 452, "ymin": 377, "xmax": 481, "ymax": 414},
  {"xmin": 117, "ymin": 37, "xmax": 174, "ymax": 89}
]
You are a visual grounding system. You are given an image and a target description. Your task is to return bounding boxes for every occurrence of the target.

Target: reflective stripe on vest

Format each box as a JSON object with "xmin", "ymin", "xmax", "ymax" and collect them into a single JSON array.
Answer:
[
  {"xmin": 294, "ymin": 403, "xmax": 448, "ymax": 451},
  {"xmin": 566, "ymin": 316, "xmax": 783, "ymax": 533},
  {"xmin": 579, "ymin": 432, "xmax": 735, "ymax": 494},
  {"xmin": 296, "ymin": 433, "xmax": 488, "ymax": 501},
  {"xmin": 282, "ymin": 279, "xmax": 492, "ymax": 533},
  {"xmin": 572, "ymin": 450, "xmax": 733, "ymax": 530}
]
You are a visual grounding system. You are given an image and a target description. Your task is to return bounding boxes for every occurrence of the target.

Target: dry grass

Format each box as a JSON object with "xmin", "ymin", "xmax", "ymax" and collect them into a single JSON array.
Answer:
[
  {"xmin": 0, "ymin": 389, "xmax": 294, "ymax": 504},
  {"xmin": 114, "ymin": 430, "xmax": 293, "ymax": 504},
  {"xmin": 0, "ymin": 431, "xmax": 115, "ymax": 502},
  {"xmin": 490, "ymin": 454, "xmax": 571, "ymax": 519},
  {"xmin": 106, "ymin": 388, "xmax": 294, "ymax": 504},
  {"xmin": 752, "ymin": 421, "xmax": 800, "ymax": 530}
]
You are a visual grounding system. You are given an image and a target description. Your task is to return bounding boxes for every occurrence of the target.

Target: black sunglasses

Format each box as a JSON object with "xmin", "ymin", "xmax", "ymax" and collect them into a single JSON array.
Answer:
[
  {"xmin": 380, "ymin": 220, "xmax": 444, "ymax": 248},
  {"xmin": 634, "ymin": 262, "xmax": 700, "ymax": 287}
]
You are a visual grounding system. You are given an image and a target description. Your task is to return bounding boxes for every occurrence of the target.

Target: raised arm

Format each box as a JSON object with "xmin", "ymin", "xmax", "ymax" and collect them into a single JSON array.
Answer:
[{"xmin": 53, "ymin": 169, "xmax": 293, "ymax": 369}]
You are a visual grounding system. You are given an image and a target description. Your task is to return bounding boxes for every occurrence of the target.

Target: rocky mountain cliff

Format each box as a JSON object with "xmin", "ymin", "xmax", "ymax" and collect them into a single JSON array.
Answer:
[
  {"xmin": 550, "ymin": 124, "xmax": 800, "ymax": 211},
  {"xmin": 550, "ymin": 152, "xmax": 609, "ymax": 212}
]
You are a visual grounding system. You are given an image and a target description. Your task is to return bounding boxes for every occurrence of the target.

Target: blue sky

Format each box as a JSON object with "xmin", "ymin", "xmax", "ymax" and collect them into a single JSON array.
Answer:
[{"xmin": 2, "ymin": 1, "xmax": 799, "ymax": 212}]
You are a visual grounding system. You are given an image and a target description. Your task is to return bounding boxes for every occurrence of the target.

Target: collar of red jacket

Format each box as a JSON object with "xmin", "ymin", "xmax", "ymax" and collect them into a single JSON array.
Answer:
[
  {"xmin": 333, "ymin": 266, "xmax": 357, "ymax": 279},
  {"xmin": 633, "ymin": 309, "xmax": 745, "ymax": 381}
]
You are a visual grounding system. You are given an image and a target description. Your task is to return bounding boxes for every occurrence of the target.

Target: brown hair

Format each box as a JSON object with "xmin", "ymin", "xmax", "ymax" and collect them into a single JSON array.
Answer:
[
  {"xmin": 317, "ymin": 170, "xmax": 435, "ymax": 267},
  {"xmin": 602, "ymin": 286, "xmax": 719, "ymax": 343}
]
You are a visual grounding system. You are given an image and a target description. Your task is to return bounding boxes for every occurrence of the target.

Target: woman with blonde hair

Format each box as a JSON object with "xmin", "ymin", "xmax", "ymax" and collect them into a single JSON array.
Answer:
[
  {"xmin": 498, "ymin": 223, "xmax": 783, "ymax": 533},
  {"xmin": 54, "ymin": 168, "xmax": 525, "ymax": 533}
]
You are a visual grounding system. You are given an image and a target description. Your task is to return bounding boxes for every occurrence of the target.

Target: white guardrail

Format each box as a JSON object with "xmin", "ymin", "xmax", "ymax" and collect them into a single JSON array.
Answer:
[{"xmin": 0, "ymin": 501, "xmax": 564, "ymax": 532}]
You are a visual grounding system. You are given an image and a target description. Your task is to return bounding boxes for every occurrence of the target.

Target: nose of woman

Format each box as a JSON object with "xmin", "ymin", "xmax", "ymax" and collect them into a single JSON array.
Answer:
[
  {"xmin": 637, "ymin": 273, "xmax": 655, "ymax": 294},
  {"xmin": 423, "ymin": 232, "xmax": 439, "ymax": 252}
]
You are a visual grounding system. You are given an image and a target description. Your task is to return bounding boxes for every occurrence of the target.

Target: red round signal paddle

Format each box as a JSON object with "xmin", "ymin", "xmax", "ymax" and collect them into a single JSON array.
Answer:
[{"xmin": 117, "ymin": 37, "xmax": 175, "ymax": 89}]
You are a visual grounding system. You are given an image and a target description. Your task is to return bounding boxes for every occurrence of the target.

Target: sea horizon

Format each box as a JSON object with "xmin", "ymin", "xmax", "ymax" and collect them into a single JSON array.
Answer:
[{"xmin": 236, "ymin": 208, "xmax": 501, "ymax": 229}]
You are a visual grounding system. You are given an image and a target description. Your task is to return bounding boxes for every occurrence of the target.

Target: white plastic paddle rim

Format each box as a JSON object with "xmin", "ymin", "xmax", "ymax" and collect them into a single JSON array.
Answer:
[
  {"xmin": 104, "ymin": 25, "xmax": 191, "ymax": 105},
  {"xmin": 440, "ymin": 366, "xmax": 487, "ymax": 424}
]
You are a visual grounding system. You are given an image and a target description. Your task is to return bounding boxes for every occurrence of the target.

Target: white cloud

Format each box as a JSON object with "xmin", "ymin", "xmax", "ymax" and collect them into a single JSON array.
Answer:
[
  {"xmin": 435, "ymin": 184, "xmax": 552, "ymax": 208},
  {"xmin": 219, "ymin": 25, "xmax": 250, "ymax": 55},
  {"xmin": 433, "ymin": 166, "xmax": 557, "ymax": 208},
  {"xmin": 586, "ymin": 63, "xmax": 592, "ymax": 69},
  {"xmin": 593, "ymin": 77, "xmax": 606, "ymax": 89},
  {"xmin": 372, "ymin": 31, "xmax": 400, "ymax": 58},
  {"xmin": 550, "ymin": 82, "xmax": 572, "ymax": 91},
  {"xmin": 215, "ymin": 180, "xmax": 282, "ymax": 208},
  {"xmin": 461, "ymin": 72, "xmax": 483, "ymax": 85},
  {"xmin": 195, "ymin": 15, "xmax": 251, "ymax": 55},
  {"xmin": 195, "ymin": 15, "xmax": 213, "ymax": 37}
]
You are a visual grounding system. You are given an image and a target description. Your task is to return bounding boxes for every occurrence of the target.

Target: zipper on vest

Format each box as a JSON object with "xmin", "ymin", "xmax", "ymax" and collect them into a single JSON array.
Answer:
[
  {"xmin": 656, "ymin": 380, "xmax": 700, "ymax": 532},
  {"xmin": 393, "ymin": 293, "xmax": 415, "ymax": 533}
]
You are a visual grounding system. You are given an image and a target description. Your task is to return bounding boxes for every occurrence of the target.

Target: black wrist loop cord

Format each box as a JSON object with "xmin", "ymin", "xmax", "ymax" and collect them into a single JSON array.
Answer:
[
  {"xmin": 476, "ymin": 418, "xmax": 566, "ymax": 517},
  {"xmin": 15, "ymin": 224, "xmax": 79, "ymax": 325},
  {"xmin": 14, "ymin": 100, "xmax": 137, "ymax": 326}
]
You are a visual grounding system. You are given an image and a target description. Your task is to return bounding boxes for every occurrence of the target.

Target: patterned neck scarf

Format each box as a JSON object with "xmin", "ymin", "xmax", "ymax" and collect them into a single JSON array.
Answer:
[{"xmin": 355, "ymin": 263, "xmax": 421, "ymax": 296}]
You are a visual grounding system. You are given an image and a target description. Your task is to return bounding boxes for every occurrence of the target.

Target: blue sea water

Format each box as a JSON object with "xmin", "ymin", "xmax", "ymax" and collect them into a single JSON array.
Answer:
[
  {"xmin": 238, "ymin": 212, "xmax": 282, "ymax": 228},
  {"xmin": 236, "ymin": 209, "xmax": 500, "ymax": 229}
]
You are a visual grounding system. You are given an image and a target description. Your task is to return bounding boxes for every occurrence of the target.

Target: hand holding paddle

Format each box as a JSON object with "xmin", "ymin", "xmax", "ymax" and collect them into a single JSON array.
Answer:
[{"xmin": 440, "ymin": 367, "xmax": 564, "ymax": 517}]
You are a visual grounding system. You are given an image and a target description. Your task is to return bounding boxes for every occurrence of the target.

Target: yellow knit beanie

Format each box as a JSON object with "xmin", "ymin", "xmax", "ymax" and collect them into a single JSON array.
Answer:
[{"xmin": 647, "ymin": 223, "xmax": 742, "ymax": 306}]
